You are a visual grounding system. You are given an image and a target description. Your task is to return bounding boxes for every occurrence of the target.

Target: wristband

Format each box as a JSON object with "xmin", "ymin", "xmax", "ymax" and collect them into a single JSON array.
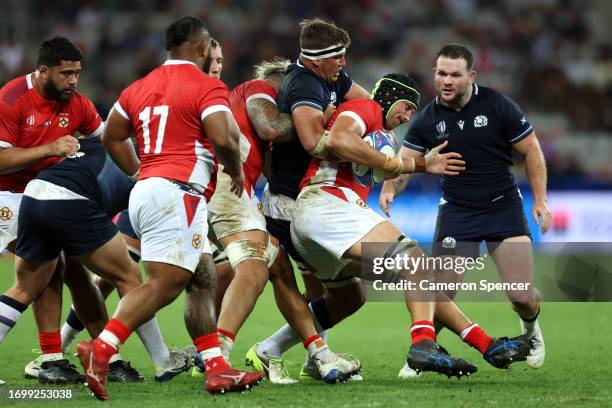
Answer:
[{"xmin": 414, "ymin": 158, "xmax": 426, "ymax": 173}]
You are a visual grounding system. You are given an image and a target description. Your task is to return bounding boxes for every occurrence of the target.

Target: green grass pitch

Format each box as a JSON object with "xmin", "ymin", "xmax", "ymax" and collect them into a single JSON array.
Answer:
[{"xmin": 0, "ymin": 256, "xmax": 610, "ymax": 407}]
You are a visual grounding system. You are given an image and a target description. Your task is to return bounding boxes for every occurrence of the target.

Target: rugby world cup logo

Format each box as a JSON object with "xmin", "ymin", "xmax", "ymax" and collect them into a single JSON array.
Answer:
[{"xmin": 435, "ymin": 120, "xmax": 449, "ymax": 139}]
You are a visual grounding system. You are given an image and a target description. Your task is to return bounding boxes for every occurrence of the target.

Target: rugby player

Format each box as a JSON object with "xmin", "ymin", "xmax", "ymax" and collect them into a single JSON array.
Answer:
[
  {"xmin": 76, "ymin": 16, "xmax": 263, "ymax": 399},
  {"xmin": 0, "ymin": 36, "xmax": 106, "ymax": 384},
  {"xmin": 256, "ymin": 17, "xmax": 370, "ymax": 383},
  {"xmin": 381, "ymin": 45, "xmax": 546, "ymax": 376}
]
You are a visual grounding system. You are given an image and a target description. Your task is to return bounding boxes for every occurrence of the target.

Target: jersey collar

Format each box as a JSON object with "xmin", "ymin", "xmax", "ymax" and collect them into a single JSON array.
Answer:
[{"xmin": 163, "ymin": 59, "xmax": 197, "ymax": 67}]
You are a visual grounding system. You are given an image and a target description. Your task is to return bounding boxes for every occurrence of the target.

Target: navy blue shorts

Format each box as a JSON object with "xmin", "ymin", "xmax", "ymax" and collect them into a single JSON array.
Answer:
[
  {"xmin": 16, "ymin": 197, "xmax": 118, "ymax": 261},
  {"xmin": 115, "ymin": 209, "xmax": 138, "ymax": 240},
  {"xmin": 265, "ymin": 216, "xmax": 304, "ymax": 263},
  {"xmin": 432, "ymin": 191, "xmax": 531, "ymax": 258}
]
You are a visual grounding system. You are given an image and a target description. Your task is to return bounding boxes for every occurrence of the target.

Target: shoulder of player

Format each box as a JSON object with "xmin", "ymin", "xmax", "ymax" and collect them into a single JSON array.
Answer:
[
  {"xmin": 0, "ymin": 75, "xmax": 30, "ymax": 106},
  {"xmin": 337, "ymin": 98, "xmax": 377, "ymax": 115}
]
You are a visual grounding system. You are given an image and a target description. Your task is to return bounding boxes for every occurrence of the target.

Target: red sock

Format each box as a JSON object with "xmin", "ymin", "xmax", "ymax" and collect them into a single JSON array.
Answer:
[
  {"xmin": 411, "ymin": 320, "xmax": 436, "ymax": 344},
  {"xmin": 462, "ymin": 324, "xmax": 492, "ymax": 354},
  {"xmin": 193, "ymin": 332, "xmax": 229, "ymax": 372},
  {"xmin": 217, "ymin": 328, "xmax": 236, "ymax": 342},
  {"xmin": 39, "ymin": 331, "xmax": 62, "ymax": 355},
  {"xmin": 96, "ymin": 318, "xmax": 132, "ymax": 361}
]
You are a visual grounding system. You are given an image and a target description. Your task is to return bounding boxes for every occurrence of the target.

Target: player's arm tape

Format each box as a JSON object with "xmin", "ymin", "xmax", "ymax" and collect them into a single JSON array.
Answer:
[
  {"xmin": 382, "ymin": 156, "xmax": 426, "ymax": 175},
  {"xmin": 310, "ymin": 130, "xmax": 330, "ymax": 159}
]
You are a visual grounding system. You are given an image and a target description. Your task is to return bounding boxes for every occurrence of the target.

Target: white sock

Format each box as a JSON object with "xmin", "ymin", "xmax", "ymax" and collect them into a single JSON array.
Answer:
[
  {"xmin": 304, "ymin": 330, "xmax": 328, "ymax": 367},
  {"xmin": 135, "ymin": 317, "xmax": 171, "ymax": 368},
  {"xmin": 41, "ymin": 353, "xmax": 63, "ymax": 362},
  {"xmin": 60, "ymin": 322, "xmax": 81, "ymax": 353},
  {"xmin": 307, "ymin": 340, "xmax": 335, "ymax": 365},
  {"xmin": 258, "ymin": 324, "xmax": 301, "ymax": 358},
  {"xmin": 218, "ymin": 332, "xmax": 234, "ymax": 362},
  {"xmin": 109, "ymin": 353, "xmax": 122, "ymax": 364},
  {"xmin": 0, "ymin": 296, "xmax": 25, "ymax": 342}
]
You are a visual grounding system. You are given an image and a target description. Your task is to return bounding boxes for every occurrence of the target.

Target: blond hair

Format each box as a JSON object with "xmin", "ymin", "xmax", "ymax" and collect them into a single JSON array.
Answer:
[{"xmin": 254, "ymin": 57, "xmax": 291, "ymax": 80}]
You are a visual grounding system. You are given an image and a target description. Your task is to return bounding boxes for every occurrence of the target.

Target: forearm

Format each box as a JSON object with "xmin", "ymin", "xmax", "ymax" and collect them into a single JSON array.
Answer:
[
  {"xmin": 524, "ymin": 148, "xmax": 547, "ymax": 202},
  {"xmin": 384, "ymin": 174, "xmax": 413, "ymax": 198},
  {"xmin": 0, "ymin": 145, "xmax": 52, "ymax": 172},
  {"xmin": 327, "ymin": 132, "xmax": 387, "ymax": 168},
  {"xmin": 103, "ymin": 139, "xmax": 140, "ymax": 176},
  {"xmin": 267, "ymin": 113, "xmax": 296, "ymax": 143}
]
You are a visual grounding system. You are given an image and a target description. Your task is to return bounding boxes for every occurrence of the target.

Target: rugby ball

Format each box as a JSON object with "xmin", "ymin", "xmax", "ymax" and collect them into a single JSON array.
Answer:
[{"xmin": 352, "ymin": 130, "xmax": 397, "ymax": 186}]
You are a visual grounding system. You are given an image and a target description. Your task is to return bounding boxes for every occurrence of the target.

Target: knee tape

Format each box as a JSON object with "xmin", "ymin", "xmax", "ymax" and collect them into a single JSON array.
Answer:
[{"xmin": 225, "ymin": 239, "xmax": 266, "ymax": 267}]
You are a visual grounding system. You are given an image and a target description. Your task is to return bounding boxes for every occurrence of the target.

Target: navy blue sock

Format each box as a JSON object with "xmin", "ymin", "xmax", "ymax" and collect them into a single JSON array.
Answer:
[
  {"xmin": 309, "ymin": 297, "xmax": 333, "ymax": 330},
  {"xmin": 66, "ymin": 307, "xmax": 85, "ymax": 331}
]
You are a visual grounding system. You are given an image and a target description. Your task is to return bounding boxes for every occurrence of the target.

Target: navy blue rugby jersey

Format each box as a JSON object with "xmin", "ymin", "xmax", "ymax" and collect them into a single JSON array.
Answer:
[
  {"xmin": 404, "ymin": 84, "xmax": 533, "ymax": 204},
  {"xmin": 269, "ymin": 60, "xmax": 353, "ymax": 200},
  {"xmin": 35, "ymin": 137, "xmax": 134, "ymax": 215}
]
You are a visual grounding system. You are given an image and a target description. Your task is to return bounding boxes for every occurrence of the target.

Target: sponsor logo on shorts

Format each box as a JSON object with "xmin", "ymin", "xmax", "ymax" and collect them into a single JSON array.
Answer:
[
  {"xmin": 442, "ymin": 236, "xmax": 456, "ymax": 249},
  {"xmin": 356, "ymin": 199, "xmax": 369, "ymax": 209},
  {"xmin": 58, "ymin": 115, "xmax": 70, "ymax": 128},
  {"xmin": 0, "ymin": 207, "xmax": 13, "ymax": 221},
  {"xmin": 257, "ymin": 203, "xmax": 264, "ymax": 216},
  {"xmin": 192, "ymin": 233, "xmax": 202, "ymax": 249}
]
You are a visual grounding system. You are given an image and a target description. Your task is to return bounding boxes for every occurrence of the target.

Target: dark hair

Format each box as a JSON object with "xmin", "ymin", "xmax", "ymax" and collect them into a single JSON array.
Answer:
[
  {"xmin": 299, "ymin": 18, "xmax": 350, "ymax": 50},
  {"xmin": 203, "ymin": 37, "xmax": 221, "ymax": 73},
  {"xmin": 436, "ymin": 44, "xmax": 474, "ymax": 71},
  {"xmin": 36, "ymin": 36, "xmax": 82, "ymax": 68},
  {"xmin": 371, "ymin": 73, "xmax": 420, "ymax": 119},
  {"xmin": 164, "ymin": 16, "xmax": 207, "ymax": 51}
]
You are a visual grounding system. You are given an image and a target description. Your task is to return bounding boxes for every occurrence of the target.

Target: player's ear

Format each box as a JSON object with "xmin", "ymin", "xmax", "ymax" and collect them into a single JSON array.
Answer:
[
  {"xmin": 469, "ymin": 69, "xmax": 476, "ymax": 82},
  {"xmin": 37, "ymin": 65, "xmax": 49, "ymax": 79}
]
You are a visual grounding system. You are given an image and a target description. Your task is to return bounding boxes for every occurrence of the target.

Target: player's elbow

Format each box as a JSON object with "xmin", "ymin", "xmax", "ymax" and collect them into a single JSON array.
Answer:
[{"xmin": 326, "ymin": 133, "xmax": 343, "ymax": 156}]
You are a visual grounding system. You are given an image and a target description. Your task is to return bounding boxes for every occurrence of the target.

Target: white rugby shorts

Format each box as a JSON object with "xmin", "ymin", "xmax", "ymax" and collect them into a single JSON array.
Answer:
[
  {"xmin": 290, "ymin": 185, "xmax": 385, "ymax": 280},
  {"xmin": 208, "ymin": 166, "xmax": 266, "ymax": 240},
  {"xmin": 0, "ymin": 191, "xmax": 22, "ymax": 251},
  {"xmin": 129, "ymin": 177, "xmax": 211, "ymax": 273}
]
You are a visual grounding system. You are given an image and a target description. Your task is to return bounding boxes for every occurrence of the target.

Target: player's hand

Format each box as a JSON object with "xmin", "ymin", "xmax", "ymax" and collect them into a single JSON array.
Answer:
[
  {"xmin": 379, "ymin": 181, "xmax": 395, "ymax": 217},
  {"xmin": 425, "ymin": 141, "xmax": 465, "ymax": 175},
  {"xmin": 532, "ymin": 200, "xmax": 551, "ymax": 234},
  {"xmin": 225, "ymin": 168, "xmax": 245, "ymax": 197},
  {"xmin": 48, "ymin": 135, "xmax": 80, "ymax": 157},
  {"xmin": 323, "ymin": 103, "xmax": 336, "ymax": 125}
]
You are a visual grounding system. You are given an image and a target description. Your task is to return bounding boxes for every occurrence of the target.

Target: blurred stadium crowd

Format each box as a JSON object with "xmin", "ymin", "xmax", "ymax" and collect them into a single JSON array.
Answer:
[{"xmin": 0, "ymin": 0, "xmax": 610, "ymax": 188}]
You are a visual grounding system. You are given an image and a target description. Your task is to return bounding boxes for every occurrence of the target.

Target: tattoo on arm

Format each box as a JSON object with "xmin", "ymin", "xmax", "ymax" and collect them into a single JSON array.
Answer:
[{"xmin": 248, "ymin": 99, "xmax": 295, "ymax": 143}]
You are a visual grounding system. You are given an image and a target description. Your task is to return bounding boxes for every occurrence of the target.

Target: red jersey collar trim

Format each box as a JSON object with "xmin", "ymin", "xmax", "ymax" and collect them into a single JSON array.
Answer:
[
  {"xmin": 163, "ymin": 59, "xmax": 197, "ymax": 67},
  {"xmin": 26, "ymin": 73, "xmax": 34, "ymax": 89}
]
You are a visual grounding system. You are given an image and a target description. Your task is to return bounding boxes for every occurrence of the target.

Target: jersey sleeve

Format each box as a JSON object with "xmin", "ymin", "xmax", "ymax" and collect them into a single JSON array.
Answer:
[
  {"xmin": 113, "ymin": 87, "xmax": 132, "ymax": 121},
  {"xmin": 335, "ymin": 100, "xmax": 378, "ymax": 136},
  {"xmin": 0, "ymin": 101, "xmax": 19, "ymax": 148},
  {"xmin": 198, "ymin": 79, "xmax": 231, "ymax": 121},
  {"xmin": 78, "ymin": 95, "xmax": 104, "ymax": 137},
  {"xmin": 337, "ymin": 70, "xmax": 354, "ymax": 101},
  {"xmin": 497, "ymin": 93, "xmax": 533, "ymax": 144},
  {"xmin": 244, "ymin": 80, "xmax": 277, "ymax": 105},
  {"xmin": 287, "ymin": 74, "xmax": 326, "ymax": 112},
  {"xmin": 403, "ymin": 112, "xmax": 429, "ymax": 153}
]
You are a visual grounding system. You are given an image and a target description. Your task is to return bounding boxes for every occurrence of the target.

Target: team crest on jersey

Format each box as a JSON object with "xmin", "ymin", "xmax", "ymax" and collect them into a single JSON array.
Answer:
[
  {"xmin": 435, "ymin": 120, "xmax": 449, "ymax": 139},
  {"xmin": 192, "ymin": 233, "xmax": 202, "ymax": 249},
  {"xmin": 356, "ymin": 199, "xmax": 368, "ymax": 209},
  {"xmin": 58, "ymin": 115, "xmax": 70, "ymax": 128},
  {"xmin": 0, "ymin": 207, "xmax": 13, "ymax": 222},
  {"xmin": 474, "ymin": 115, "xmax": 488, "ymax": 128}
]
